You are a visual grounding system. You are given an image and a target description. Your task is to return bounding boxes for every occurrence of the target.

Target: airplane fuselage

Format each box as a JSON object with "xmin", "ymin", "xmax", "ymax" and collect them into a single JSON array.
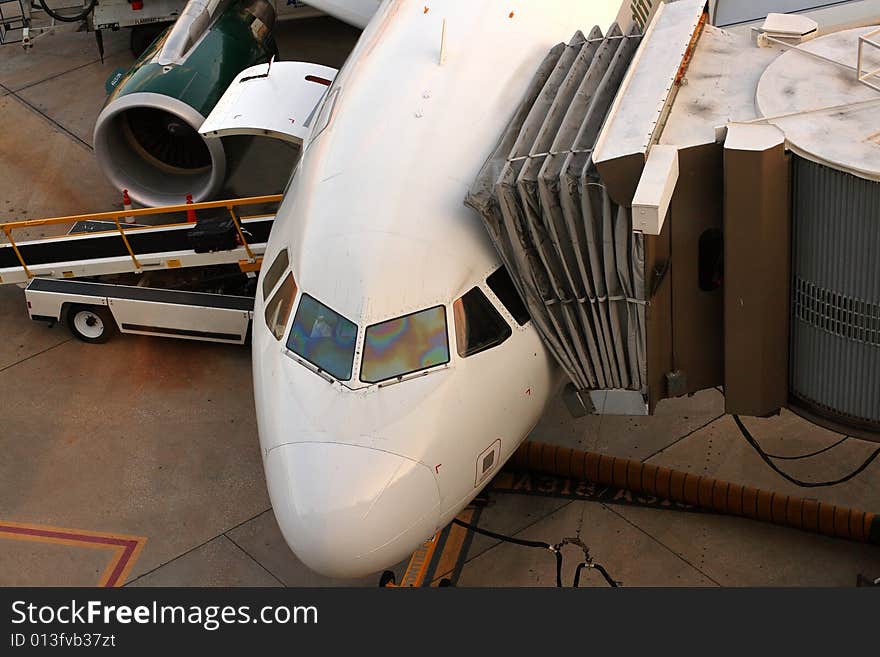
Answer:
[{"xmin": 253, "ymin": 0, "xmax": 622, "ymax": 577}]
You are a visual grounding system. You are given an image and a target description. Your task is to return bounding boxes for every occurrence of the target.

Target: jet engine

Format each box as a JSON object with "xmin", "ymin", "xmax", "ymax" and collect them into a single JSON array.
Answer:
[{"xmin": 93, "ymin": 0, "xmax": 278, "ymax": 207}]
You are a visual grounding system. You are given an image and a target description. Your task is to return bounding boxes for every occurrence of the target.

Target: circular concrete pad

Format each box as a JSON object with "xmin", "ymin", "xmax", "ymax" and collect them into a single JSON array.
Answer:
[{"xmin": 756, "ymin": 26, "xmax": 880, "ymax": 181}]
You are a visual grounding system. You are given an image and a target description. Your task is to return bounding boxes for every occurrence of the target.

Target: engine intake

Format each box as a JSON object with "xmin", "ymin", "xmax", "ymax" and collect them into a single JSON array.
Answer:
[
  {"xmin": 94, "ymin": 92, "xmax": 225, "ymax": 207},
  {"xmin": 93, "ymin": 0, "xmax": 276, "ymax": 207}
]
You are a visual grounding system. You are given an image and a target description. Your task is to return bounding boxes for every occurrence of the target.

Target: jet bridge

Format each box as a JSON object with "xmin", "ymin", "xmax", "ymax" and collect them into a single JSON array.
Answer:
[
  {"xmin": 467, "ymin": 0, "xmax": 712, "ymax": 414},
  {"xmin": 471, "ymin": 0, "xmax": 879, "ymax": 437}
]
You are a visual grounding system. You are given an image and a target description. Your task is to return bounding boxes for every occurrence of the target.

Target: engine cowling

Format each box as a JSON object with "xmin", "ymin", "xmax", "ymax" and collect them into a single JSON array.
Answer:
[{"xmin": 93, "ymin": 0, "xmax": 277, "ymax": 207}]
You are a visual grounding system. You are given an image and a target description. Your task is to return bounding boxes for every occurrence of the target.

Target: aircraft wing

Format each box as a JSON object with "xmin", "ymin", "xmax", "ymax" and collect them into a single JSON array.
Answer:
[
  {"xmin": 199, "ymin": 61, "xmax": 338, "ymax": 145},
  {"xmin": 305, "ymin": 0, "xmax": 382, "ymax": 28}
]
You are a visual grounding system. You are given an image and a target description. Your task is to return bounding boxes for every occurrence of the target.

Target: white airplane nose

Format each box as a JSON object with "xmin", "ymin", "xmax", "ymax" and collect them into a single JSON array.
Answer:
[{"xmin": 264, "ymin": 442, "xmax": 441, "ymax": 578}]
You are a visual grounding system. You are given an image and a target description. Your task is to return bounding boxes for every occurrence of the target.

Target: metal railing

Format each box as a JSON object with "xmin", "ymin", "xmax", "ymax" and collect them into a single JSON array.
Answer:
[
  {"xmin": 0, "ymin": 194, "xmax": 283, "ymax": 280},
  {"xmin": 857, "ymin": 27, "xmax": 880, "ymax": 92}
]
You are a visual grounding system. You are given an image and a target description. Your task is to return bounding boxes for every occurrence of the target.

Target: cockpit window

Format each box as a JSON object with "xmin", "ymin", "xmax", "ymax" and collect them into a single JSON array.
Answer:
[
  {"xmin": 264, "ymin": 272, "xmax": 297, "ymax": 340},
  {"xmin": 360, "ymin": 306, "xmax": 450, "ymax": 383},
  {"xmin": 262, "ymin": 248, "xmax": 289, "ymax": 299},
  {"xmin": 453, "ymin": 287, "xmax": 512, "ymax": 358},
  {"xmin": 487, "ymin": 265, "xmax": 530, "ymax": 325},
  {"xmin": 287, "ymin": 294, "xmax": 358, "ymax": 380}
]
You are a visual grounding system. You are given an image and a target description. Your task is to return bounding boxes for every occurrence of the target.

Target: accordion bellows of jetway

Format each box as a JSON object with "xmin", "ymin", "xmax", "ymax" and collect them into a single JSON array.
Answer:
[
  {"xmin": 467, "ymin": 25, "xmax": 646, "ymax": 407},
  {"xmin": 470, "ymin": 0, "xmax": 880, "ymax": 437}
]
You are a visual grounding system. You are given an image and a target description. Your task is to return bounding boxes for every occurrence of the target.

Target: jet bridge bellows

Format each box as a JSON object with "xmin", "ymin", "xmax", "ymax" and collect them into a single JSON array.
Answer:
[{"xmin": 467, "ymin": 25, "xmax": 644, "ymax": 401}]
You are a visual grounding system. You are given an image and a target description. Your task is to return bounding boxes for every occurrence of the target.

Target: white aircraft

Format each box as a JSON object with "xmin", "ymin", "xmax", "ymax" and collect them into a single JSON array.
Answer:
[
  {"xmin": 179, "ymin": 0, "xmax": 880, "ymax": 579},
  {"xmin": 236, "ymin": 0, "xmax": 627, "ymax": 577},
  {"xmin": 307, "ymin": 0, "xmax": 382, "ymax": 28}
]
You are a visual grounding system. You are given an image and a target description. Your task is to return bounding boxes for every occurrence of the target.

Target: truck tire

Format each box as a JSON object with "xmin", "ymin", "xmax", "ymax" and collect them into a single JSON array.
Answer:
[{"xmin": 67, "ymin": 305, "xmax": 118, "ymax": 344}]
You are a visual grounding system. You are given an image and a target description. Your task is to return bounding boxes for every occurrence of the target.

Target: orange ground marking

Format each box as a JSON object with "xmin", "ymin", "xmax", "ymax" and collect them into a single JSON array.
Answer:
[{"xmin": 0, "ymin": 520, "xmax": 147, "ymax": 587}]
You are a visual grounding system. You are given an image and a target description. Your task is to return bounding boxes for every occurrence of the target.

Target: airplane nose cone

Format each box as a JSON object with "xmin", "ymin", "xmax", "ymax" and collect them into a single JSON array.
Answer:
[{"xmin": 264, "ymin": 442, "xmax": 441, "ymax": 578}]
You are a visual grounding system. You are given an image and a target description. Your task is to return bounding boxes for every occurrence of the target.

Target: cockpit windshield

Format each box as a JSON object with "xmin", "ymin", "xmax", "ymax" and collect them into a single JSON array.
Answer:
[
  {"xmin": 360, "ymin": 306, "xmax": 450, "ymax": 383},
  {"xmin": 287, "ymin": 294, "xmax": 358, "ymax": 380}
]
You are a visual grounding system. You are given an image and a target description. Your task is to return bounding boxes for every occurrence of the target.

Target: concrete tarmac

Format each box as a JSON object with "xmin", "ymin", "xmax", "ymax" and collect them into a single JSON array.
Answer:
[{"xmin": 1, "ymin": 17, "xmax": 878, "ymax": 588}]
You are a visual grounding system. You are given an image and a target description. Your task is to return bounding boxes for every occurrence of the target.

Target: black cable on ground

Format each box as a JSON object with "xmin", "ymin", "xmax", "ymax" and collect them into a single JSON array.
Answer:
[
  {"xmin": 573, "ymin": 562, "xmax": 618, "ymax": 588},
  {"xmin": 38, "ymin": 0, "xmax": 97, "ymax": 23},
  {"xmin": 451, "ymin": 517, "xmax": 554, "ymax": 551},
  {"xmin": 450, "ymin": 518, "xmax": 563, "ymax": 587},
  {"xmin": 450, "ymin": 518, "xmax": 616, "ymax": 588},
  {"xmin": 760, "ymin": 435, "xmax": 849, "ymax": 460},
  {"xmin": 733, "ymin": 415, "xmax": 880, "ymax": 488}
]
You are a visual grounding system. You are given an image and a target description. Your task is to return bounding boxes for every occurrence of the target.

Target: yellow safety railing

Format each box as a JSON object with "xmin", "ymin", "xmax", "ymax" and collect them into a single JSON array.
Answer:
[{"xmin": 0, "ymin": 194, "xmax": 283, "ymax": 280}]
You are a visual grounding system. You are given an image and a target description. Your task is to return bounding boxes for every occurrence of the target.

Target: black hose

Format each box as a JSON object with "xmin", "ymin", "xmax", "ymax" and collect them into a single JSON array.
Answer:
[
  {"xmin": 733, "ymin": 415, "xmax": 880, "ymax": 488},
  {"xmin": 38, "ymin": 0, "xmax": 97, "ymax": 23},
  {"xmin": 450, "ymin": 518, "xmax": 619, "ymax": 588},
  {"xmin": 592, "ymin": 563, "xmax": 617, "ymax": 588},
  {"xmin": 760, "ymin": 435, "xmax": 849, "ymax": 460},
  {"xmin": 450, "ymin": 518, "xmax": 564, "ymax": 587},
  {"xmin": 573, "ymin": 562, "xmax": 618, "ymax": 588},
  {"xmin": 450, "ymin": 518, "xmax": 553, "ymax": 551}
]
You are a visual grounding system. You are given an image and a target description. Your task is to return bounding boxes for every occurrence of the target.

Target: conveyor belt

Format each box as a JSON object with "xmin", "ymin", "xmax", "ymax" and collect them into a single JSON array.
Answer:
[
  {"xmin": 0, "ymin": 215, "xmax": 273, "ymax": 269},
  {"xmin": 27, "ymin": 278, "xmax": 254, "ymax": 311}
]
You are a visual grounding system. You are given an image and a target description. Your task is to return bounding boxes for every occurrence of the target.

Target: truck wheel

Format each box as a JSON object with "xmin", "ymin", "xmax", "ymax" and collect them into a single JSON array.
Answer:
[{"xmin": 67, "ymin": 305, "xmax": 118, "ymax": 344}]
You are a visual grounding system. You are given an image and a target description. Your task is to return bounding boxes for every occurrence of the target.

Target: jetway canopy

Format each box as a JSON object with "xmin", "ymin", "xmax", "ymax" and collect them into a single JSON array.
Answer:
[{"xmin": 466, "ymin": 25, "xmax": 645, "ymax": 396}]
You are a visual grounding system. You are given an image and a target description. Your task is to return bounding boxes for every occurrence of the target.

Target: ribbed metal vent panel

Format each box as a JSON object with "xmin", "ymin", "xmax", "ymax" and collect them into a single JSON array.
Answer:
[{"xmin": 790, "ymin": 157, "xmax": 880, "ymax": 428}]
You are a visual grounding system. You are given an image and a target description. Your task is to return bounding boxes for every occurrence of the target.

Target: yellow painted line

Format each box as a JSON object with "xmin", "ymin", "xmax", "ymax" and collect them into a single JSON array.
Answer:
[
  {"xmin": 391, "ymin": 507, "xmax": 479, "ymax": 587},
  {"xmin": 0, "ymin": 520, "xmax": 147, "ymax": 587}
]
